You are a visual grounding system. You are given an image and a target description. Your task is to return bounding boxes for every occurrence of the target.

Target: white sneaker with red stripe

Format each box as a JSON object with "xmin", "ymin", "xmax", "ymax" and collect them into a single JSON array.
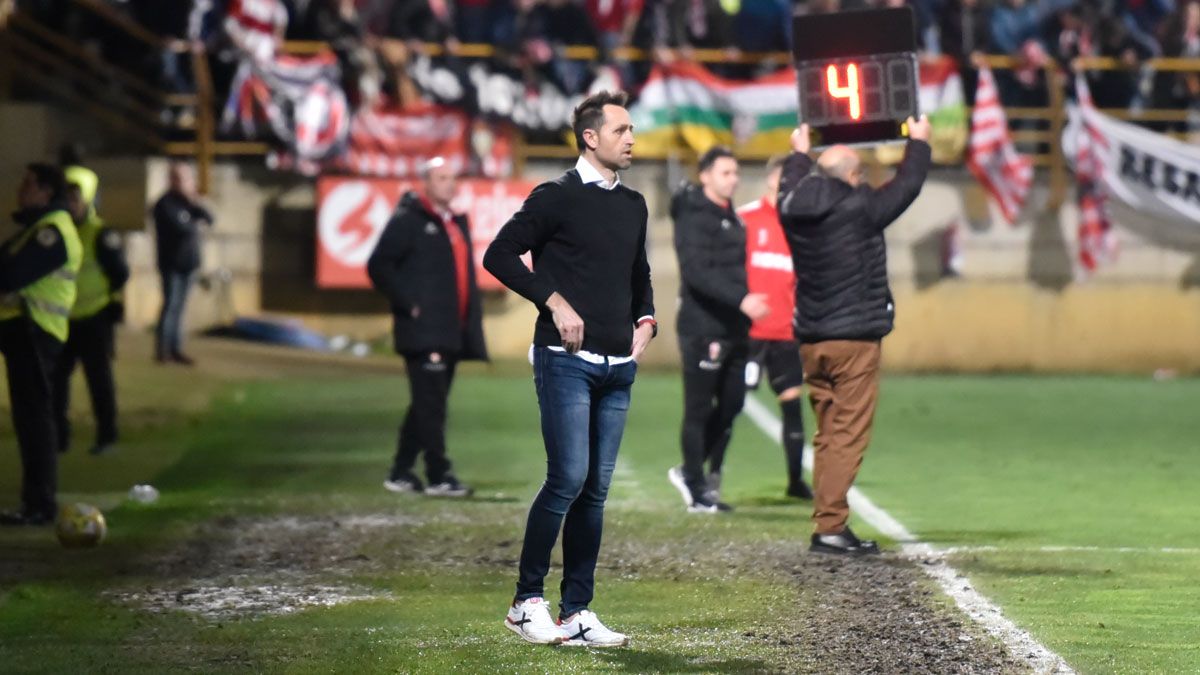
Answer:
[
  {"xmin": 505, "ymin": 597, "xmax": 564, "ymax": 645},
  {"xmin": 558, "ymin": 610, "xmax": 630, "ymax": 647}
]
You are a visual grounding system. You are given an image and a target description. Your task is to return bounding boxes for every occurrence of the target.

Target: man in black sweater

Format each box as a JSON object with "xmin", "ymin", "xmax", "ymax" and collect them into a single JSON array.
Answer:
[
  {"xmin": 367, "ymin": 157, "xmax": 488, "ymax": 498},
  {"xmin": 484, "ymin": 90, "xmax": 654, "ymax": 648},
  {"xmin": 668, "ymin": 146, "xmax": 768, "ymax": 514},
  {"xmin": 152, "ymin": 162, "xmax": 213, "ymax": 365},
  {"xmin": 777, "ymin": 118, "xmax": 931, "ymax": 555}
]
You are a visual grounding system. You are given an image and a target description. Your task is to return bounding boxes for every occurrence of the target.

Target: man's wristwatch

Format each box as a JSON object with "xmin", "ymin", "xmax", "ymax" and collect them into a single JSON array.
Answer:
[{"xmin": 637, "ymin": 317, "xmax": 658, "ymax": 338}]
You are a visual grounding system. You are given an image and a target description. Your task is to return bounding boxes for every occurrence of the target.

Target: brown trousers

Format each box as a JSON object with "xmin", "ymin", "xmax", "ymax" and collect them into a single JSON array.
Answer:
[{"xmin": 800, "ymin": 339, "xmax": 882, "ymax": 535}]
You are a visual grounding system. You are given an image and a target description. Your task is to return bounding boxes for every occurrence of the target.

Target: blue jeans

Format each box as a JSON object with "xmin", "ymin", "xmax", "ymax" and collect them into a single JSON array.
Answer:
[
  {"xmin": 515, "ymin": 347, "xmax": 636, "ymax": 618},
  {"xmin": 156, "ymin": 271, "xmax": 194, "ymax": 359}
]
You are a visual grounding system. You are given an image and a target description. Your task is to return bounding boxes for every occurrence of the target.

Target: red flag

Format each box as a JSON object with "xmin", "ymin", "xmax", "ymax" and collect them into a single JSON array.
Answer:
[
  {"xmin": 1073, "ymin": 75, "xmax": 1117, "ymax": 273},
  {"xmin": 966, "ymin": 67, "xmax": 1033, "ymax": 225}
]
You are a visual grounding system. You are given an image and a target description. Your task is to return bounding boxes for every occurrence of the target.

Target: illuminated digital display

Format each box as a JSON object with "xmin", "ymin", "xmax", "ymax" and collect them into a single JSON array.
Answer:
[
  {"xmin": 797, "ymin": 52, "xmax": 918, "ymax": 126},
  {"xmin": 792, "ymin": 8, "xmax": 920, "ymax": 146}
]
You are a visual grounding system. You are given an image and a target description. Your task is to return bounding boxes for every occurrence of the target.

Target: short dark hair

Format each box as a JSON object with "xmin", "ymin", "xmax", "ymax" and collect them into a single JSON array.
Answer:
[
  {"xmin": 765, "ymin": 154, "xmax": 787, "ymax": 173},
  {"xmin": 572, "ymin": 90, "xmax": 629, "ymax": 153},
  {"xmin": 25, "ymin": 163, "xmax": 66, "ymax": 201},
  {"xmin": 698, "ymin": 146, "xmax": 735, "ymax": 173}
]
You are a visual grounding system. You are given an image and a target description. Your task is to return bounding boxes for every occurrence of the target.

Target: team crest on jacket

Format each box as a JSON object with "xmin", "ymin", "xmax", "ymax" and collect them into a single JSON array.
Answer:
[
  {"xmin": 424, "ymin": 351, "xmax": 448, "ymax": 372},
  {"xmin": 425, "ymin": 222, "xmax": 438, "ymax": 235},
  {"xmin": 699, "ymin": 341, "xmax": 723, "ymax": 370},
  {"xmin": 720, "ymin": 219, "xmax": 732, "ymax": 230},
  {"xmin": 37, "ymin": 228, "xmax": 58, "ymax": 247}
]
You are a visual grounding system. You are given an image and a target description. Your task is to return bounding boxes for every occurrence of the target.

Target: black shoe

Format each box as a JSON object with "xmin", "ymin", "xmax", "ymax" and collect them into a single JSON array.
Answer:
[
  {"xmin": 704, "ymin": 489, "xmax": 734, "ymax": 513},
  {"xmin": 0, "ymin": 508, "xmax": 55, "ymax": 527},
  {"xmin": 171, "ymin": 353, "xmax": 196, "ymax": 366},
  {"xmin": 786, "ymin": 480, "xmax": 814, "ymax": 500},
  {"xmin": 810, "ymin": 527, "xmax": 880, "ymax": 556},
  {"xmin": 383, "ymin": 471, "xmax": 424, "ymax": 494},
  {"xmin": 686, "ymin": 489, "xmax": 733, "ymax": 513},
  {"xmin": 424, "ymin": 474, "xmax": 472, "ymax": 498}
]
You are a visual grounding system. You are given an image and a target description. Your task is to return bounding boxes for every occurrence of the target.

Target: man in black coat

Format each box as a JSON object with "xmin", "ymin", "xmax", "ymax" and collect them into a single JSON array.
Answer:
[
  {"xmin": 152, "ymin": 162, "xmax": 213, "ymax": 365},
  {"xmin": 668, "ymin": 146, "xmax": 769, "ymax": 514},
  {"xmin": 368, "ymin": 157, "xmax": 488, "ymax": 498},
  {"xmin": 776, "ymin": 118, "xmax": 931, "ymax": 555}
]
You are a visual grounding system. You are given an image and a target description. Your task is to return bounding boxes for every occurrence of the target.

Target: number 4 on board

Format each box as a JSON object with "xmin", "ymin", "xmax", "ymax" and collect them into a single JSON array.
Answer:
[{"xmin": 826, "ymin": 64, "xmax": 861, "ymax": 121}]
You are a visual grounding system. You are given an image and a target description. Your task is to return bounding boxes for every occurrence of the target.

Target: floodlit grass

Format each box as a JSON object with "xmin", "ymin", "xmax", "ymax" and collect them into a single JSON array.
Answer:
[
  {"xmin": 1, "ymin": 339, "xmax": 1198, "ymax": 673},
  {"xmin": 850, "ymin": 375, "xmax": 1200, "ymax": 673}
]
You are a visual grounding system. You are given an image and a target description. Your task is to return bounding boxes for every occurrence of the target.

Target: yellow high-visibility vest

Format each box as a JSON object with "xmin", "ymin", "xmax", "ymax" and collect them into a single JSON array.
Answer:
[
  {"xmin": 70, "ymin": 215, "xmax": 122, "ymax": 320},
  {"xmin": 0, "ymin": 209, "xmax": 83, "ymax": 342}
]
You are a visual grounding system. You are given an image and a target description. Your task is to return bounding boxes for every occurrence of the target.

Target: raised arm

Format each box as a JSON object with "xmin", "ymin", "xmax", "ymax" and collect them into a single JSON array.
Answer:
[
  {"xmin": 776, "ymin": 125, "xmax": 853, "ymax": 225},
  {"xmin": 866, "ymin": 140, "xmax": 931, "ymax": 229}
]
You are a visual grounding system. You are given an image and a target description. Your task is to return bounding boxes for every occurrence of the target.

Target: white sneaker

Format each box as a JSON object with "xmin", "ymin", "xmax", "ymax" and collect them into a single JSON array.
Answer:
[
  {"xmin": 559, "ymin": 610, "xmax": 630, "ymax": 647},
  {"xmin": 505, "ymin": 597, "xmax": 564, "ymax": 645},
  {"xmin": 667, "ymin": 466, "xmax": 692, "ymax": 507}
]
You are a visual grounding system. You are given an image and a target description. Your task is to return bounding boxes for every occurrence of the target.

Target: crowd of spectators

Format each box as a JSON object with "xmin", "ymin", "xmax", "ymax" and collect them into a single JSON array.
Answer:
[{"xmin": 11, "ymin": 0, "xmax": 1200, "ymax": 126}]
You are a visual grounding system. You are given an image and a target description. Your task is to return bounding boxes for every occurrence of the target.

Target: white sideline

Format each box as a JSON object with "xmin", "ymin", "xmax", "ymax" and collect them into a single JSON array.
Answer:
[
  {"xmin": 944, "ymin": 545, "xmax": 1200, "ymax": 555},
  {"xmin": 742, "ymin": 394, "xmax": 1076, "ymax": 674}
]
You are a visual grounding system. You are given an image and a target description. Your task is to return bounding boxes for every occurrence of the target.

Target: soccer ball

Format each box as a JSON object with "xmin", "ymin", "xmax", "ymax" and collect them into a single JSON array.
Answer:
[{"xmin": 56, "ymin": 503, "xmax": 107, "ymax": 548}]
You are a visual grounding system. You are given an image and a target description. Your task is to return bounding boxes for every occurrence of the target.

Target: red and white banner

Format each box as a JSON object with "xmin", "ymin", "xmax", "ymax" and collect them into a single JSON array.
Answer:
[
  {"xmin": 966, "ymin": 67, "xmax": 1033, "ymax": 225},
  {"xmin": 341, "ymin": 104, "xmax": 470, "ymax": 178},
  {"xmin": 271, "ymin": 104, "xmax": 514, "ymax": 178},
  {"xmin": 316, "ymin": 177, "xmax": 536, "ymax": 290},
  {"xmin": 1069, "ymin": 75, "xmax": 1117, "ymax": 274}
]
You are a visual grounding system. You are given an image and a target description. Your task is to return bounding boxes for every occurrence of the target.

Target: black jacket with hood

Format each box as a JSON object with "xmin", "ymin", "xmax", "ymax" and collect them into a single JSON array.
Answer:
[
  {"xmin": 367, "ymin": 191, "xmax": 488, "ymax": 360},
  {"xmin": 671, "ymin": 182, "xmax": 750, "ymax": 339}
]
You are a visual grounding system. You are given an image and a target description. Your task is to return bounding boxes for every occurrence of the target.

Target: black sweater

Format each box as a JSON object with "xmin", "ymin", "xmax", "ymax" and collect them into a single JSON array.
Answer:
[
  {"xmin": 671, "ymin": 182, "xmax": 750, "ymax": 339},
  {"xmin": 777, "ymin": 139, "xmax": 931, "ymax": 343},
  {"xmin": 483, "ymin": 169, "xmax": 654, "ymax": 357}
]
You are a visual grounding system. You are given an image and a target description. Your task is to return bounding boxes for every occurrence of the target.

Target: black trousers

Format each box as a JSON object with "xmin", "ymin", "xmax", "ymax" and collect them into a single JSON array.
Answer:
[
  {"xmin": 391, "ymin": 351, "xmax": 458, "ymax": 483},
  {"xmin": 0, "ymin": 319, "xmax": 63, "ymax": 515},
  {"xmin": 679, "ymin": 335, "xmax": 748, "ymax": 493},
  {"xmin": 53, "ymin": 313, "xmax": 118, "ymax": 451}
]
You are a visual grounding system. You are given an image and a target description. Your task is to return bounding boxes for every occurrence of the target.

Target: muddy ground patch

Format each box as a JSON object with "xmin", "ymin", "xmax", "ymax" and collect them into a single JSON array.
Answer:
[{"xmin": 98, "ymin": 510, "xmax": 1022, "ymax": 672}]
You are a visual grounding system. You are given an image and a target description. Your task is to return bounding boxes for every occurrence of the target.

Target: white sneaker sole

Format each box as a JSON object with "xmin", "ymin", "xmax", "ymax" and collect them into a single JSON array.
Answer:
[
  {"xmin": 504, "ymin": 617, "xmax": 564, "ymax": 645},
  {"xmin": 424, "ymin": 485, "xmax": 472, "ymax": 498},
  {"xmin": 562, "ymin": 636, "xmax": 630, "ymax": 648},
  {"xmin": 667, "ymin": 467, "xmax": 693, "ymax": 508},
  {"xmin": 383, "ymin": 480, "xmax": 420, "ymax": 494},
  {"xmin": 687, "ymin": 503, "xmax": 720, "ymax": 514}
]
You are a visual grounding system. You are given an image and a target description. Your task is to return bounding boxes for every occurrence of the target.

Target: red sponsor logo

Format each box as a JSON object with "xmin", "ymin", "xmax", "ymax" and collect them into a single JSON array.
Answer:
[{"xmin": 316, "ymin": 177, "xmax": 536, "ymax": 290}]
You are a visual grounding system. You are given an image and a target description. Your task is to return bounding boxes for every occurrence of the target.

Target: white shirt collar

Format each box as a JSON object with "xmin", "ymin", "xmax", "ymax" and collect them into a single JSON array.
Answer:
[{"xmin": 575, "ymin": 156, "xmax": 620, "ymax": 190}]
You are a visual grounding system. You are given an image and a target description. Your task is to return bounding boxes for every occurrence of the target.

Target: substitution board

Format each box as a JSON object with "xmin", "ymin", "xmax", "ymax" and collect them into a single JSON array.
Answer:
[{"xmin": 792, "ymin": 7, "xmax": 921, "ymax": 147}]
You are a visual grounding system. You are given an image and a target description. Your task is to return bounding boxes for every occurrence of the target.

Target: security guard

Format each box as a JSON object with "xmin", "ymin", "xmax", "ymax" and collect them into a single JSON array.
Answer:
[
  {"xmin": 52, "ymin": 166, "xmax": 129, "ymax": 456},
  {"xmin": 0, "ymin": 164, "xmax": 82, "ymax": 526}
]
